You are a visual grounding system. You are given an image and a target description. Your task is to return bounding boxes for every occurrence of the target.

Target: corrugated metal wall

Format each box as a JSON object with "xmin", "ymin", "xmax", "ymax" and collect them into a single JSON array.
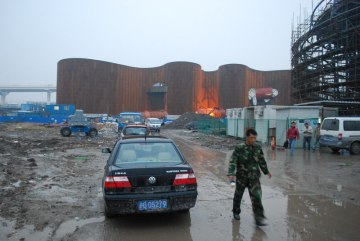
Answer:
[{"xmin": 57, "ymin": 58, "xmax": 291, "ymax": 115}]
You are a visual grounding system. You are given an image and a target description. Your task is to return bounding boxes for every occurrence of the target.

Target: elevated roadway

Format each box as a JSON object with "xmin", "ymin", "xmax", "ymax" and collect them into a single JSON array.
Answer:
[{"xmin": 0, "ymin": 85, "xmax": 56, "ymax": 104}]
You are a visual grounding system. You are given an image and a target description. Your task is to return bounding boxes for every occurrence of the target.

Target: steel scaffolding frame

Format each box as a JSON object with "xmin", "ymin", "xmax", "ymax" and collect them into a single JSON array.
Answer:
[{"xmin": 291, "ymin": 0, "xmax": 360, "ymax": 115}]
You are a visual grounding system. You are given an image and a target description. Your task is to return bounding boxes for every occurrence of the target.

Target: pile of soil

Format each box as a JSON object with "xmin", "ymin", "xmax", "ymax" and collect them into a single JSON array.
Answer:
[{"xmin": 163, "ymin": 112, "xmax": 214, "ymax": 129}]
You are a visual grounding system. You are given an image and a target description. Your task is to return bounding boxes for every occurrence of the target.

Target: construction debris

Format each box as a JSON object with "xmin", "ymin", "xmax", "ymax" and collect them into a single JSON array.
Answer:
[{"xmin": 163, "ymin": 112, "xmax": 214, "ymax": 129}]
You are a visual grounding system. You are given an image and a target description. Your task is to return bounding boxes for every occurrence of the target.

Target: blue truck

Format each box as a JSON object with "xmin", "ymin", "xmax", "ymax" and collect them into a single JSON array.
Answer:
[{"xmin": 117, "ymin": 112, "xmax": 143, "ymax": 130}]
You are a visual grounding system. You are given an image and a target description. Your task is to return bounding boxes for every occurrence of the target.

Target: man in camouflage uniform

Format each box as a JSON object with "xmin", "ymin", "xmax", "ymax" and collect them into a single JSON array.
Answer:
[{"xmin": 227, "ymin": 129, "xmax": 272, "ymax": 226}]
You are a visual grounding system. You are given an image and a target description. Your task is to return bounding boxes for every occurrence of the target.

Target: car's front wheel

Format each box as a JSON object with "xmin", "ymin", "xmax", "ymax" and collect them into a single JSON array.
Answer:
[{"xmin": 350, "ymin": 142, "xmax": 360, "ymax": 155}]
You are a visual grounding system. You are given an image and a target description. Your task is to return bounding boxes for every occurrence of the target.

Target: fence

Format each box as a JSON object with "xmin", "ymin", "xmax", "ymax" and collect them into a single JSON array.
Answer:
[{"xmin": 196, "ymin": 118, "xmax": 227, "ymax": 135}]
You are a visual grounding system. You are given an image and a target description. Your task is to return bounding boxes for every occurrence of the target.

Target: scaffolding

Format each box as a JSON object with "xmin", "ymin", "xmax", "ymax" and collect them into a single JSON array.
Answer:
[{"xmin": 291, "ymin": 0, "xmax": 360, "ymax": 116}]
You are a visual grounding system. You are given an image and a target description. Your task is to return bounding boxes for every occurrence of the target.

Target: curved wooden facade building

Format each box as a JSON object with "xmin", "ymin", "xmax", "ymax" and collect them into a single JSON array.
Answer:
[{"xmin": 57, "ymin": 58, "xmax": 291, "ymax": 115}]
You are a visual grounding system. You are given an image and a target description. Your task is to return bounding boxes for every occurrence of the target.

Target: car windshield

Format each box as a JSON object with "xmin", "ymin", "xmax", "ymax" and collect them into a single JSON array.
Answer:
[
  {"xmin": 124, "ymin": 127, "xmax": 147, "ymax": 135},
  {"xmin": 119, "ymin": 115, "xmax": 142, "ymax": 124},
  {"xmin": 115, "ymin": 142, "xmax": 183, "ymax": 164}
]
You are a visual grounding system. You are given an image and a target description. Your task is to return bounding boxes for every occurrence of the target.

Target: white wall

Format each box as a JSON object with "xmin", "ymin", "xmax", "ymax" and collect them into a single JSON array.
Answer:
[
  {"xmin": 226, "ymin": 108, "xmax": 245, "ymax": 138},
  {"xmin": 276, "ymin": 107, "xmax": 321, "ymax": 148},
  {"xmin": 227, "ymin": 106, "xmax": 323, "ymax": 147}
]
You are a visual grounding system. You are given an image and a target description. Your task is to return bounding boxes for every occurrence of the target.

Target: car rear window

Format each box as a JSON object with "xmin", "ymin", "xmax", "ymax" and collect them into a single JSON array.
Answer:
[
  {"xmin": 115, "ymin": 142, "xmax": 183, "ymax": 164},
  {"xmin": 124, "ymin": 127, "xmax": 147, "ymax": 135},
  {"xmin": 343, "ymin": 121, "xmax": 360, "ymax": 131},
  {"xmin": 321, "ymin": 119, "xmax": 339, "ymax": 131},
  {"xmin": 150, "ymin": 119, "xmax": 161, "ymax": 124}
]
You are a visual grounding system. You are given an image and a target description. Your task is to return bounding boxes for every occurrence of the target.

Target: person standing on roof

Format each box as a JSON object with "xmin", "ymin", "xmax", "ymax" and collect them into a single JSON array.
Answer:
[{"xmin": 287, "ymin": 121, "xmax": 300, "ymax": 156}]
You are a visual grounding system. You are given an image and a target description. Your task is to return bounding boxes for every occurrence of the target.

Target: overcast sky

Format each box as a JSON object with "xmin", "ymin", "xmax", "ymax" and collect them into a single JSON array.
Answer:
[{"xmin": 0, "ymin": 0, "xmax": 317, "ymax": 103}]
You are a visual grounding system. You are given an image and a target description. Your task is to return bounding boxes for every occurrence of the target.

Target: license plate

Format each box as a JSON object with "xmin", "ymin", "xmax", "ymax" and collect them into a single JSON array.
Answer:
[{"xmin": 137, "ymin": 199, "xmax": 168, "ymax": 211}]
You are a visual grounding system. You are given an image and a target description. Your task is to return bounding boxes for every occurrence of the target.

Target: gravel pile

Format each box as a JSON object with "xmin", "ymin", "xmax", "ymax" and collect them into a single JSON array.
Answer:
[{"xmin": 163, "ymin": 112, "xmax": 214, "ymax": 129}]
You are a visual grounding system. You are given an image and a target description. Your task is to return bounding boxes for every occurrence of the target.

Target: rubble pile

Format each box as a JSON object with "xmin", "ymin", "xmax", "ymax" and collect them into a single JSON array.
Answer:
[
  {"xmin": 96, "ymin": 122, "xmax": 119, "ymax": 134},
  {"xmin": 187, "ymin": 131, "xmax": 240, "ymax": 150},
  {"xmin": 163, "ymin": 112, "xmax": 214, "ymax": 129}
]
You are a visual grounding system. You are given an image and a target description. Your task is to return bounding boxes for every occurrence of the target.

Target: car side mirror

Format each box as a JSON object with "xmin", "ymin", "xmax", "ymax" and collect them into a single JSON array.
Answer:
[{"xmin": 102, "ymin": 148, "xmax": 111, "ymax": 153}]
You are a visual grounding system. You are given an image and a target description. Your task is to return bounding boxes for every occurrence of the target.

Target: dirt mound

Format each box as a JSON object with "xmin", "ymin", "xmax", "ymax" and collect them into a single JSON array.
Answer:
[{"xmin": 163, "ymin": 112, "xmax": 214, "ymax": 129}]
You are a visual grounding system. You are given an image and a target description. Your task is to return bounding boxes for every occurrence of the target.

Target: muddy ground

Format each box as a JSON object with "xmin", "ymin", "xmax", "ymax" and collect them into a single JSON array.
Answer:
[
  {"xmin": 0, "ymin": 123, "xmax": 360, "ymax": 241},
  {"xmin": 0, "ymin": 123, "xmax": 113, "ymax": 240}
]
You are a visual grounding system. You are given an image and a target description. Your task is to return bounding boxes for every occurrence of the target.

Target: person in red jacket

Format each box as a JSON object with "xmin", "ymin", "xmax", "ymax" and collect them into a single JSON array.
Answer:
[{"xmin": 287, "ymin": 121, "xmax": 300, "ymax": 156}]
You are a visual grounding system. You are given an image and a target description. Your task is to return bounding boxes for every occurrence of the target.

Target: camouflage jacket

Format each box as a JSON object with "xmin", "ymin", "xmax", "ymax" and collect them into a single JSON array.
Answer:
[{"xmin": 227, "ymin": 143, "xmax": 269, "ymax": 178}]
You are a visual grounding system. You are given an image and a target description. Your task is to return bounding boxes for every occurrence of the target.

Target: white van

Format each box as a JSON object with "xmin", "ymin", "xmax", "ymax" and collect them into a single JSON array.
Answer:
[{"xmin": 319, "ymin": 117, "xmax": 360, "ymax": 154}]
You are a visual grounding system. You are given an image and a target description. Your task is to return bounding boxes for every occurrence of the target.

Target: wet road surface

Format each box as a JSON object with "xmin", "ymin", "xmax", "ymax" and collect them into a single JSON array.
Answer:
[
  {"xmin": 165, "ymin": 130, "xmax": 360, "ymax": 241},
  {"xmin": 1, "ymin": 129, "xmax": 360, "ymax": 241},
  {"xmin": 70, "ymin": 130, "xmax": 359, "ymax": 241}
]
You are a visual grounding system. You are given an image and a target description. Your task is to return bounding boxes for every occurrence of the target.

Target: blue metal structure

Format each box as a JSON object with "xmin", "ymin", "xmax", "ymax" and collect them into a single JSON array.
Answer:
[{"xmin": 0, "ymin": 104, "xmax": 75, "ymax": 124}]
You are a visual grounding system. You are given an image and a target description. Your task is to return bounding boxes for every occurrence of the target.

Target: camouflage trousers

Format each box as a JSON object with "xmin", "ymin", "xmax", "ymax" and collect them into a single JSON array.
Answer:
[{"xmin": 232, "ymin": 176, "xmax": 265, "ymax": 218}]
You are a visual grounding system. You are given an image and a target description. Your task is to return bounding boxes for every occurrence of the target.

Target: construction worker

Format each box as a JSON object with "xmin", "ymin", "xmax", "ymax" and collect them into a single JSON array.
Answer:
[{"xmin": 227, "ymin": 129, "xmax": 272, "ymax": 226}]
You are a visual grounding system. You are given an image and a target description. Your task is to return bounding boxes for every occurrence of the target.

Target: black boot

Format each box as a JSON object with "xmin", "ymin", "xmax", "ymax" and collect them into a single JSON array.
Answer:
[
  {"xmin": 255, "ymin": 217, "xmax": 267, "ymax": 226},
  {"xmin": 233, "ymin": 213, "xmax": 240, "ymax": 220}
]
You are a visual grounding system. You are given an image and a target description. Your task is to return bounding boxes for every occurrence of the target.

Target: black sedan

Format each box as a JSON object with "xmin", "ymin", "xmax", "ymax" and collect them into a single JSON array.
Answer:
[
  {"xmin": 102, "ymin": 136, "xmax": 198, "ymax": 217},
  {"xmin": 119, "ymin": 124, "xmax": 151, "ymax": 139}
]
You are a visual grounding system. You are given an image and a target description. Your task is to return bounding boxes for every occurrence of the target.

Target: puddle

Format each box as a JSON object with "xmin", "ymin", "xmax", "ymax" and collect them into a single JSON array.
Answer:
[
  {"xmin": 53, "ymin": 216, "xmax": 105, "ymax": 240},
  {"xmin": 165, "ymin": 130, "xmax": 360, "ymax": 241},
  {"xmin": 0, "ymin": 217, "xmax": 52, "ymax": 241},
  {"xmin": 29, "ymin": 185, "xmax": 80, "ymax": 203},
  {"xmin": 0, "ymin": 216, "xmax": 105, "ymax": 241}
]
